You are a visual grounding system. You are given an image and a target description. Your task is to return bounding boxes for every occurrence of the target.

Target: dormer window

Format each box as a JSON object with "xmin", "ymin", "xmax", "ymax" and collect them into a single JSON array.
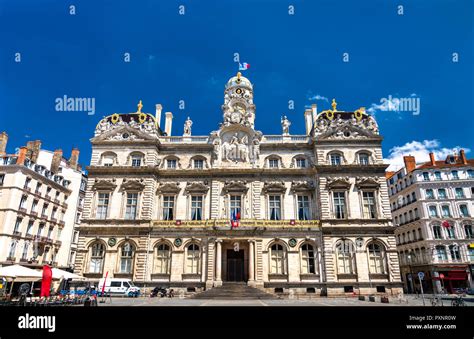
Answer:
[
  {"xmin": 167, "ymin": 159, "xmax": 177, "ymax": 169},
  {"xmin": 358, "ymin": 153, "xmax": 370, "ymax": 165},
  {"xmin": 330, "ymin": 153, "xmax": 341, "ymax": 166},
  {"xmin": 422, "ymin": 172, "xmax": 430, "ymax": 181},
  {"xmin": 448, "ymin": 156, "xmax": 456, "ymax": 164}
]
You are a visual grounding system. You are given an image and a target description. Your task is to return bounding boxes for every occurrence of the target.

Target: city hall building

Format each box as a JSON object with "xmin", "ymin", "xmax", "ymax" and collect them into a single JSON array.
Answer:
[{"xmin": 74, "ymin": 73, "xmax": 402, "ymax": 296}]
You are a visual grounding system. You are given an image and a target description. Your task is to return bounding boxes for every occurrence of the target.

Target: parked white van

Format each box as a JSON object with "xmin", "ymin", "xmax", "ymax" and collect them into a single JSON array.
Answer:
[{"xmin": 97, "ymin": 278, "xmax": 140, "ymax": 297}]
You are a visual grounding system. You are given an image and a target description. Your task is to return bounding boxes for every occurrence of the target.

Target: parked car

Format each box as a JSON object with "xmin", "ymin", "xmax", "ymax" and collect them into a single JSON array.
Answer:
[
  {"xmin": 97, "ymin": 278, "xmax": 140, "ymax": 297},
  {"xmin": 465, "ymin": 288, "xmax": 474, "ymax": 295}
]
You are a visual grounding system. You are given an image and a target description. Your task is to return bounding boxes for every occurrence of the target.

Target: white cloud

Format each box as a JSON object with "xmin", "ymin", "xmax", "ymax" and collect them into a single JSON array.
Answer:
[
  {"xmin": 308, "ymin": 94, "xmax": 328, "ymax": 102},
  {"xmin": 384, "ymin": 139, "xmax": 470, "ymax": 171},
  {"xmin": 367, "ymin": 94, "xmax": 420, "ymax": 116}
]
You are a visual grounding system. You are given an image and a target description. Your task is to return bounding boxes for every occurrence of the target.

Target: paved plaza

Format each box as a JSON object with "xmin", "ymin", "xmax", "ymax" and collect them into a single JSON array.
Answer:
[{"xmin": 96, "ymin": 294, "xmax": 474, "ymax": 307}]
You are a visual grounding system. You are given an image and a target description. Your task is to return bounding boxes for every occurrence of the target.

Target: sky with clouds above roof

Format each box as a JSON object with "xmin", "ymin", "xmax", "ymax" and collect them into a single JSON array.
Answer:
[{"xmin": 0, "ymin": 0, "xmax": 472, "ymax": 170}]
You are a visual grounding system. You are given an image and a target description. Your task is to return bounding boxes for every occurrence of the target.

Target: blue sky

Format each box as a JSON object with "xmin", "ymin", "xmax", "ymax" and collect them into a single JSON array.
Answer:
[{"xmin": 1, "ymin": 0, "xmax": 472, "ymax": 170}]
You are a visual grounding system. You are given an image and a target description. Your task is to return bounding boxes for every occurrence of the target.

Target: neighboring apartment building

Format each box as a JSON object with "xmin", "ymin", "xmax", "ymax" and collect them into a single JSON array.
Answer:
[
  {"xmin": 387, "ymin": 152, "xmax": 474, "ymax": 293},
  {"xmin": 0, "ymin": 132, "xmax": 87, "ymax": 270},
  {"xmin": 74, "ymin": 73, "xmax": 402, "ymax": 297}
]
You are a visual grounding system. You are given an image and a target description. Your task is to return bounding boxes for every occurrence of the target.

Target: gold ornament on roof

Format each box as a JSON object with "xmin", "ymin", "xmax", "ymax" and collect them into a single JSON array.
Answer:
[
  {"xmin": 237, "ymin": 72, "xmax": 242, "ymax": 82},
  {"xmin": 331, "ymin": 98, "xmax": 337, "ymax": 111},
  {"xmin": 137, "ymin": 100, "xmax": 143, "ymax": 113}
]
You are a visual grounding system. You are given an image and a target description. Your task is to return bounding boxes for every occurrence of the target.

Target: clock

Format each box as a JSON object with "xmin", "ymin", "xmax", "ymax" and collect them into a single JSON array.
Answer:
[
  {"xmin": 174, "ymin": 238, "xmax": 183, "ymax": 247},
  {"xmin": 108, "ymin": 238, "xmax": 117, "ymax": 247},
  {"xmin": 355, "ymin": 238, "xmax": 364, "ymax": 248},
  {"xmin": 288, "ymin": 238, "xmax": 297, "ymax": 248}
]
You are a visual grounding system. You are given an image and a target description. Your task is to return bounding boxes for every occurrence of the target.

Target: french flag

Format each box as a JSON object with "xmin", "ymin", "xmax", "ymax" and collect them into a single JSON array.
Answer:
[
  {"xmin": 239, "ymin": 62, "xmax": 250, "ymax": 71},
  {"xmin": 231, "ymin": 210, "xmax": 241, "ymax": 228}
]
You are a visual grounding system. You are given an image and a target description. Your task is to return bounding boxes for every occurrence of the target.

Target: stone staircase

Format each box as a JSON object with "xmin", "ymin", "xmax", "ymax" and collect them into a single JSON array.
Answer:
[{"xmin": 192, "ymin": 282, "xmax": 277, "ymax": 300}]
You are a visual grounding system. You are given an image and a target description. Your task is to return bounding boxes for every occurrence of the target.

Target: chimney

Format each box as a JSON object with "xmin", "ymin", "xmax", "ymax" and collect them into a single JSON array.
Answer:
[
  {"xmin": 164, "ymin": 112, "xmax": 173, "ymax": 136},
  {"xmin": 69, "ymin": 148, "xmax": 80, "ymax": 170},
  {"xmin": 26, "ymin": 140, "xmax": 41, "ymax": 163},
  {"xmin": 429, "ymin": 152, "xmax": 436, "ymax": 166},
  {"xmin": 460, "ymin": 149, "xmax": 467, "ymax": 165},
  {"xmin": 16, "ymin": 146, "xmax": 28, "ymax": 165},
  {"xmin": 155, "ymin": 104, "xmax": 162, "ymax": 128},
  {"xmin": 311, "ymin": 104, "xmax": 318, "ymax": 124},
  {"xmin": 0, "ymin": 132, "xmax": 8, "ymax": 155},
  {"xmin": 304, "ymin": 109, "xmax": 313, "ymax": 135},
  {"xmin": 50, "ymin": 149, "xmax": 63, "ymax": 173},
  {"xmin": 403, "ymin": 155, "xmax": 416, "ymax": 173}
]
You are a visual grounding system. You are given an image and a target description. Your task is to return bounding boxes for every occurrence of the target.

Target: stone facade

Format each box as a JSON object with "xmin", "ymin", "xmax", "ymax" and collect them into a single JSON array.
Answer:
[
  {"xmin": 75, "ymin": 73, "xmax": 402, "ymax": 296},
  {"xmin": 387, "ymin": 152, "xmax": 474, "ymax": 293},
  {"xmin": 0, "ymin": 137, "xmax": 86, "ymax": 270}
]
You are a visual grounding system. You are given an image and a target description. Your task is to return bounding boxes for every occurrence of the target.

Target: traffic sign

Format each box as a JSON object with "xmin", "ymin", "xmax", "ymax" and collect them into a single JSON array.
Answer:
[
  {"xmin": 439, "ymin": 273, "xmax": 445, "ymax": 279},
  {"xmin": 418, "ymin": 272, "xmax": 424, "ymax": 280}
]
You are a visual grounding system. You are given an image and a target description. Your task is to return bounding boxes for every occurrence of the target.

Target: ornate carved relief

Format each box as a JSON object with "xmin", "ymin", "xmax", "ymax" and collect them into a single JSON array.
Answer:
[
  {"xmin": 355, "ymin": 177, "xmax": 380, "ymax": 189},
  {"xmin": 91, "ymin": 179, "xmax": 117, "ymax": 191},
  {"xmin": 156, "ymin": 182, "xmax": 181, "ymax": 194},
  {"xmin": 290, "ymin": 181, "xmax": 314, "ymax": 193},
  {"xmin": 326, "ymin": 177, "xmax": 351, "ymax": 190},
  {"xmin": 222, "ymin": 180, "xmax": 248, "ymax": 193},
  {"xmin": 120, "ymin": 179, "xmax": 145, "ymax": 191},
  {"xmin": 262, "ymin": 181, "xmax": 286, "ymax": 194},
  {"xmin": 184, "ymin": 182, "xmax": 209, "ymax": 195}
]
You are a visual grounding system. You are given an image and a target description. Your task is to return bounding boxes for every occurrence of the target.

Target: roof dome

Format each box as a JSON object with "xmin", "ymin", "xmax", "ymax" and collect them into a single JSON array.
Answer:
[{"xmin": 225, "ymin": 72, "xmax": 252, "ymax": 90}]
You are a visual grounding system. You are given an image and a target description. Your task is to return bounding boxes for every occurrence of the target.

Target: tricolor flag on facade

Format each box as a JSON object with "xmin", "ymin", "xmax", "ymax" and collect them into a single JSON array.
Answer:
[
  {"xmin": 239, "ymin": 62, "xmax": 250, "ymax": 71},
  {"xmin": 230, "ymin": 210, "xmax": 241, "ymax": 228}
]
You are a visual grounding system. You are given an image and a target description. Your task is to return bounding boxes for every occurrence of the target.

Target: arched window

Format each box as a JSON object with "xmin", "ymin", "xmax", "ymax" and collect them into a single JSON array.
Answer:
[
  {"xmin": 89, "ymin": 242, "xmax": 105, "ymax": 273},
  {"xmin": 266, "ymin": 156, "xmax": 281, "ymax": 169},
  {"xmin": 119, "ymin": 242, "xmax": 135, "ymax": 273},
  {"xmin": 336, "ymin": 240, "xmax": 355, "ymax": 274},
  {"xmin": 154, "ymin": 243, "xmax": 171, "ymax": 274},
  {"xmin": 270, "ymin": 244, "xmax": 286, "ymax": 274},
  {"xmin": 367, "ymin": 242, "xmax": 386, "ymax": 274},
  {"xmin": 301, "ymin": 243, "xmax": 316, "ymax": 274},
  {"xmin": 432, "ymin": 224, "xmax": 442, "ymax": 239},
  {"xmin": 186, "ymin": 243, "xmax": 200, "ymax": 274}
]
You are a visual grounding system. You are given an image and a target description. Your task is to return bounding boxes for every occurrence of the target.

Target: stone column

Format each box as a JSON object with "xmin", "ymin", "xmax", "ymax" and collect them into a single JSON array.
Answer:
[
  {"xmin": 248, "ymin": 240, "xmax": 255, "ymax": 286},
  {"xmin": 215, "ymin": 240, "xmax": 223, "ymax": 286}
]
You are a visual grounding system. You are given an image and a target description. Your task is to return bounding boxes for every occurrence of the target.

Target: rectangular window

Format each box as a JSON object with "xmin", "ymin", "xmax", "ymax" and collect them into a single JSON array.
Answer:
[
  {"xmin": 433, "ymin": 226, "xmax": 442, "ymax": 239},
  {"xmin": 21, "ymin": 242, "xmax": 29, "ymax": 260},
  {"xmin": 167, "ymin": 159, "xmax": 177, "ymax": 169},
  {"xmin": 438, "ymin": 189, "xmax": 447, "ymax": 199},
  {"xmin": 35, "ymin": 183, "xmax": 42, "ymax": 194},
  {"xmin": 13, "ymin": 218, "xmax": 22, "ymax": 233},
  {"xmin": 193, "ymin": 159, "xmax": 204, "ymax": 169},
  {"xmin": 455, "ymin": 188, "xmax": 464, "ymax": 198},
  {"xmin": 37, "ymin": 224, "xmax": 44, "ymax": 237},
  {"xmin": 162, "ymin": 196, "xmax": 174, "ymax": 220},
  {"xmin": 47, "ymin": 227, "xmax": 53, "ymax": 239},
  {"xmin": 429, "ymin": 206, "xmax": 438, "ymax": 217},
  {"xmin": 452, "ymin": 171, "xmax": 459, "ymax": 179},
  {"xmin": 0, "ymin": 174, "xmax": 4, "ymax": 186},
  {"xmin": 446, "ymin": 226, "xmax": 456, "ymax": 239},
  {"xmin": 269, "ymin": 196, "xmax": 281, "ymax": 220},
  {"xmin": 131, "ymin": 156, "xmax": 142, "ymax": 167},
  {"xmin": 297, "ymin": 195, "xmax": 310, "ymax": 220},
  {"xmin": 296, "ymin": 158, "xmax": 306, "ymax": 168},
  {"xmin": 26, "ymin": 220, "xmax": 34, "ymax": 235},
  {"xmin": 426, "ymin": 189, "xmax": 434, "ymax": 199},
  {"xmin": 230, "ymin": 195, "xmax": 241, "ymax": 218},
  {"xmin": 24, "ymin": 178, "xmax": 31, "ymax": 189},
  {"xmin": 333, "ymin": 192, "xmax": 346, "ymax": 219},
  {"xmin": 464, "ymin": 225, "xmax": 473, "ymax": 239},
  {"xmin": 51, "ymin": 208, "xmax": 57, "ymax": 219},
  {"xmin": 359, "ymin": 153, "xmax": 369, "ymax": 165},
  {"xmin": 422, "ymin": 172, "xmax": 430, "ymax": 181},
  {"xmin": 330, "ymin": 154, "xmax": 341, "ymax": 166},
  {"xmin": 41, "ymin": 204, "xmax": 48, "ymax": 217},
  {"xmin": 125, "ymin": 193, "xmax": 138, "ymax": 220},
  {"xmin": 435, "ymin": 172, "xmax": 442, "ymax": 180},
  {"xmin": 19, "ymin": 195, "xmax": 27, "ymax": 209},
  {"xmin": 362, "ymin": 192, "xmax": 377, "ymax": 219},
  {"xmin": 441, "ymin": 205, "xmax": 451, "ymax": 217},
  {"xmin": 459, "ymin": 205, "xmax": 469, "ymax": 217},
  {"xmin": 191, "ymin": 196, "xmax": 203, "ymax": 220},
  {"xmin": 468, "ymin": 170, "xmax": 474, "ymax": 179},
  {"xmin": 96, "ymin": 193, "xmax": 109, "ymax": 219},
  {"xmin": 268, "ymin": 159, "xmax": 279, "ymax": 168}
]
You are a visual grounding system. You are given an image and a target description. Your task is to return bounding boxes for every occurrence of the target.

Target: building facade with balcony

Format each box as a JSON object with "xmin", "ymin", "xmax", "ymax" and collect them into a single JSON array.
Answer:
[
  {"xmin": 74, "ymin": 73, "xmax": 402, "ymax": 296},
  {"xmin": 0, "ymin": 133, "xmax": 86, "ymax": 270},
  {"xmin": 387, "ymin": 152, "xmax": 474, "ymax": 293}
]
